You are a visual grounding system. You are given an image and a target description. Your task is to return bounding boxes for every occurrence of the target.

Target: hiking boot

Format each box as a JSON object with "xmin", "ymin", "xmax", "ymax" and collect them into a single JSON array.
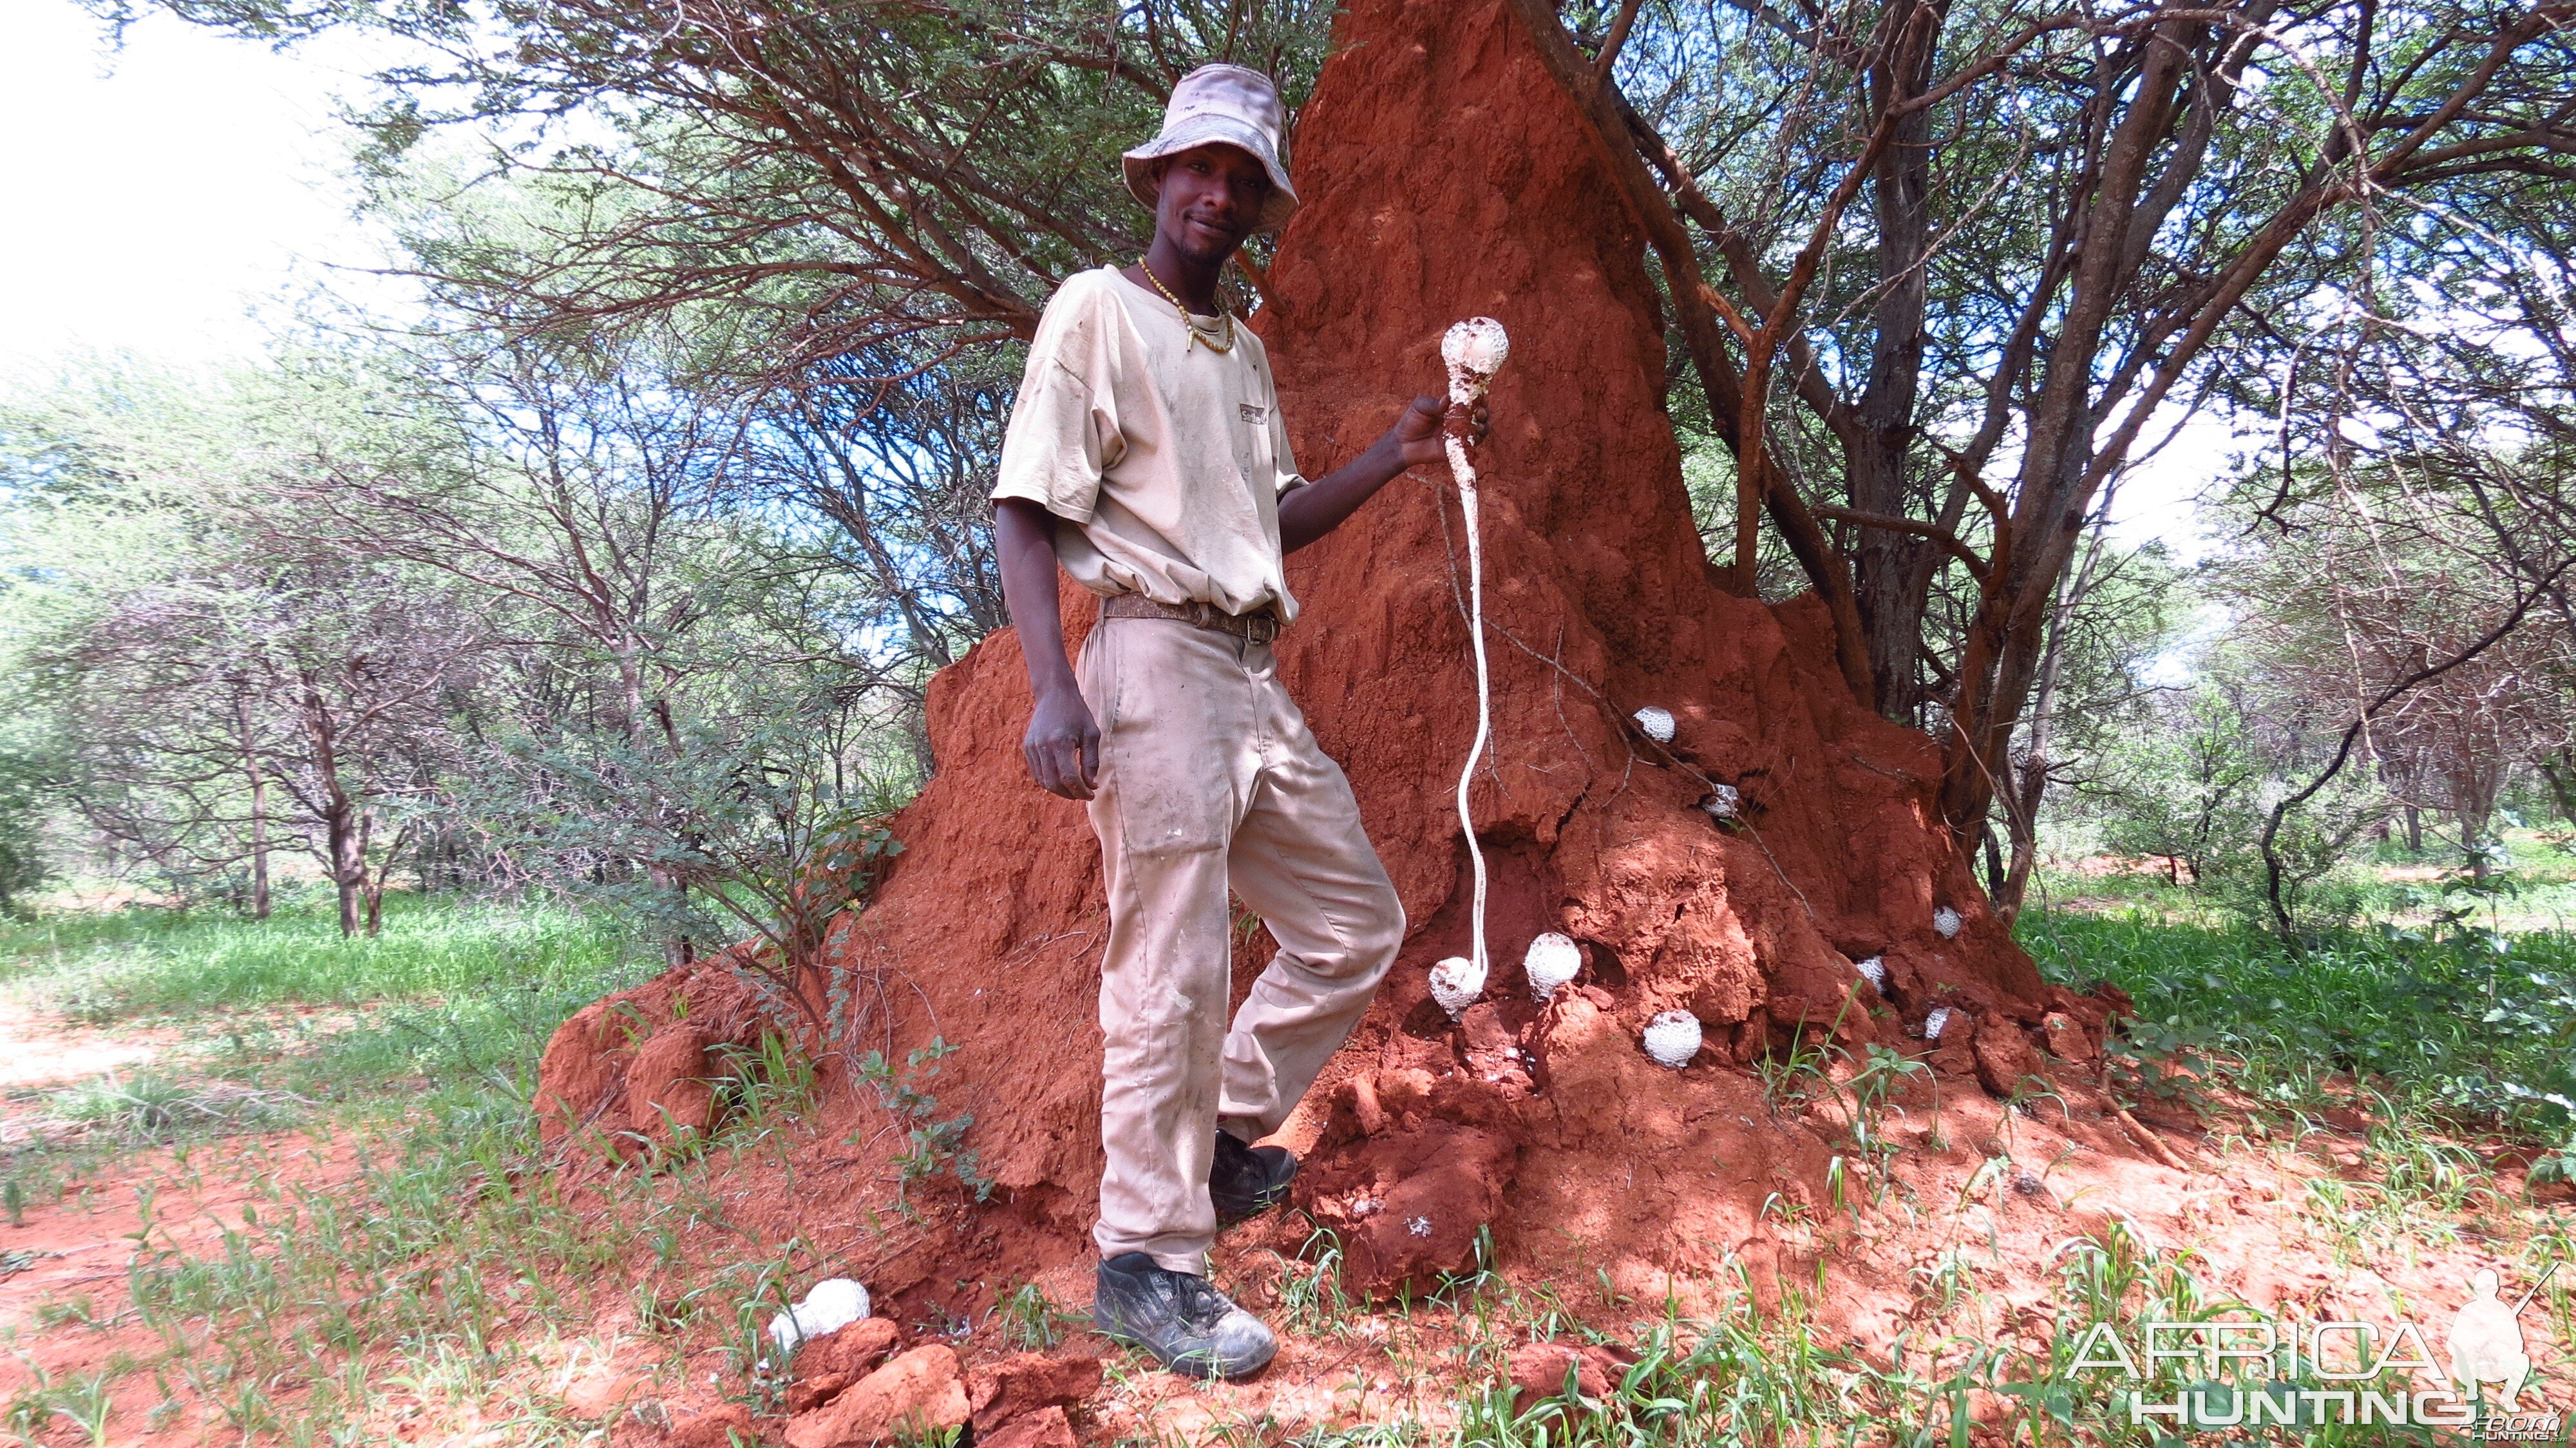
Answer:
[
  {"xmin": 1093, "ymin": 1252, "xmax": 1278, "ymax": 1379},
  {"xmin": 1209, "ymin": 1130, "xmax": 1297, "ymax": 1223}
]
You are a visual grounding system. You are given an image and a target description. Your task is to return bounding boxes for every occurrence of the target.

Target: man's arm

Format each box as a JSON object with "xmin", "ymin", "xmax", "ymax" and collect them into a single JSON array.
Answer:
[
  {"xmin": 994, "ymin": 497, "xmax": 1101, "ymax": 801},
  {"xmin": 1277, "ymin": 394, "xmax": 1486, "ymax": 554}
]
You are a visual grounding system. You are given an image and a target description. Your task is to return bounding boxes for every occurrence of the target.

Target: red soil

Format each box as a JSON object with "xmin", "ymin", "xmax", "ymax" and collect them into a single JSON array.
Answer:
[
  {"xmin": 0, "ymin": 1133, "xmax": 363, "ymax": 1446},
  {"xmin": 539, "ymin": 0, "xmax": 2123, "ymax": 1306}
]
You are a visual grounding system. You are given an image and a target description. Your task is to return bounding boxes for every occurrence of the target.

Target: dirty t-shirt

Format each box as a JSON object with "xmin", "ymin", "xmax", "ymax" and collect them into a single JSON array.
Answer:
[{"xmin": 992, "ymin": 265, "xmax": 1306, "ymax": 622}]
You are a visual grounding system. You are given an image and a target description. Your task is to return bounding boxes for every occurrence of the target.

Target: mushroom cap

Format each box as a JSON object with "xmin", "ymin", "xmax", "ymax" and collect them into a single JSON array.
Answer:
[
  {"xmin": 1428, "ymin": 955, "xmax": 1486, "ymax": 1018},
  {"xmin": 768, "ymin": 1277, "xmax": 870, "ymax": 1356},
  {"xmin": 1524, "ymin": 932, "xmax": 1583, "ymax": 1000},
  {"xmin": 1441, "ymin": 316, "xmax": 1510, "ymax": 377},
  {"xmin": 1642, "ymin": 1009, "xmax": 1703, "ymax": 1067}
]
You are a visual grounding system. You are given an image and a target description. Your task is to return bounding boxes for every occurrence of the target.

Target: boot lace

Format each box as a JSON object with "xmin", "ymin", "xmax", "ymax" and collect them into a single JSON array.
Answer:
[{"xmin": 1170, "ymin": 1271, "xmax": 1236, "ymax": 1331}]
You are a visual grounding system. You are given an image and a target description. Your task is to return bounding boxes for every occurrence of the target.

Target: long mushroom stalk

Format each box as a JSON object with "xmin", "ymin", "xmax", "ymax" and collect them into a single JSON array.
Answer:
[{"xmin": 1431, "ymin": 317, "xmax": 1510, "ymax": 1014}]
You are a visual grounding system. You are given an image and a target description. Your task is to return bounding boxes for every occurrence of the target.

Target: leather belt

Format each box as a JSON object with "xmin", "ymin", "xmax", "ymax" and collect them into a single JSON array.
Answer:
[{"xmin": 1099, "ymin": 593, "xmax": 1283, "ymax": 645}]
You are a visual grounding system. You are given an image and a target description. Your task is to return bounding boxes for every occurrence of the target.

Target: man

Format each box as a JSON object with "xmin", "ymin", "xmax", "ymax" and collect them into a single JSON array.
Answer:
[{"xmin": 989, "ymin": 62, "xmax": 1485, "ymax": 1379}]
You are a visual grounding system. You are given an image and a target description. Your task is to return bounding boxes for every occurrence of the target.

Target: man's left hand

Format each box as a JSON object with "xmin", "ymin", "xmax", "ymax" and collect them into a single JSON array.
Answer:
[{"xmin": 1392, "ymin": 393, "xmax": 1490, "ymax": 470}]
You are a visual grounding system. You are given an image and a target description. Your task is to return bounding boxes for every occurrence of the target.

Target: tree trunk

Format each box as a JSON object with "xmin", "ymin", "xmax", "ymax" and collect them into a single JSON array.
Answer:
[
  {"xmin": 1846, "ymin": 4, "xmax": 1942, "ymax": 725},
  {"xmin": 362, "ymin": 817, "xmax": 410, "ymax": 937},
  {"xmin": 329, "ymin": 801, "xmax": 363, "ymax": 938},
  {"xmin": 295, "ymin": 670, "xmax": 366, "ymax": 939},
  {"xmin": 616, "ymin": 645, "xmax": 696, "ymax": 971},
  {"xmin": 2541, "ymin": 757, "xmax": 2576, "ymax": 828},
  {"xmin": 243, "ymin": 727, "xmax": 270, "ymax": 922},
  {"xmin": 2461, "ymin": 805, "xmax": 2496, "ymax": 877},
  {"xmin": 359, "ymin": 812, "xmax": 381, "ymax": 936},
  {"xmin": 1994, "ymin": 511, "xmax": 2113, "ymax": 920}
]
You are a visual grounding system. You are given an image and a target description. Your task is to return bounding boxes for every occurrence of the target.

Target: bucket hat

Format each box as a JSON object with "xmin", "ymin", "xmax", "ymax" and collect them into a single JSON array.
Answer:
[{"xmin": 1122, "ymin": 63, "xmax": 1299, "ymax": 234}]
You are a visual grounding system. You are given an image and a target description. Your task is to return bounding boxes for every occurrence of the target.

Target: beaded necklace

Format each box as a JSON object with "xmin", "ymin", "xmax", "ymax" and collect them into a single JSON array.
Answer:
[{"xmin": 1137, "ymin": 259, "xmax": 1236, "ymax": 354}]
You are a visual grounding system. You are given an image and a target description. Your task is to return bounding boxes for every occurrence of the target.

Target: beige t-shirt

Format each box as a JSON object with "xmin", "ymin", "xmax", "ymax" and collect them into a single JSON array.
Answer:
[{"xmin": 992, "ymin": 265, "xmax": 1306, "ymax": 622}]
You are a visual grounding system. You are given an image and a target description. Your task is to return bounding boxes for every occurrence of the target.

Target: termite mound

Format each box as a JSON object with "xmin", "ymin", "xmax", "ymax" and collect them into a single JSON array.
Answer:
[{"xmin": 538, "ymin": 0, "xmax": 2125, "ymax": 1306}]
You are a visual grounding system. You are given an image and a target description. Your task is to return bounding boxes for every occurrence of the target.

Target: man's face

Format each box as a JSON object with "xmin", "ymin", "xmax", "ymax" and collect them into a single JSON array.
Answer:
[{"xmin": 1151, "ymin": 144, "xmax": 1269, "ymax": 263}]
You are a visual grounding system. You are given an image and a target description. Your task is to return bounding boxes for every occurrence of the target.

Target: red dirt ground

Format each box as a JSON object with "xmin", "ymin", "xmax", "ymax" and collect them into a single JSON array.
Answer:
[
  {"xmin": 8, "ymin": 1067, "xmax": 2568, "ymax": 1445},
  {"xmin": 0, "ymin": 1133, "xmax": 362, "ymax": 1445}
]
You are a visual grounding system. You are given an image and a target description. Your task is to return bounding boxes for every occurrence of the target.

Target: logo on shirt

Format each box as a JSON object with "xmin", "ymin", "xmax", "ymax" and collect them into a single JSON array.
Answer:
[{"xmin": 1238, "ymin": 403, "xmax": 1268, "ymax": 425}]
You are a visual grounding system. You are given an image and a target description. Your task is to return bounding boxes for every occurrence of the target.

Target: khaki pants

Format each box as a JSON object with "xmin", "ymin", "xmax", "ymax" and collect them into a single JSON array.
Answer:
[{"xmin": 1080, "ymin": 616, "xmax": 1404, "ymax": 1273}]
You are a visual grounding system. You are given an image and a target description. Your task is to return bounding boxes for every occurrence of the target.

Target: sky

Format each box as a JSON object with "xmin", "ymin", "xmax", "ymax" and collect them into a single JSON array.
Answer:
[{"xmin": 0, "ymin": 0, "xmax": 393, "ymax": 371}]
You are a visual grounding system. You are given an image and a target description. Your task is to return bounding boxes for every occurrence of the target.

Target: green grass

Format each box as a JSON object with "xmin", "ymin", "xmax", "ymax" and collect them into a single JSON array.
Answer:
[
  {"xmin": 0, "ymin": 891, "xmax": 833, "ymax": 1443},
  {"xmin": 2032, "ymin": 826, "xmax": 2576, "ymax": 935},
  {"xmin": 3, "ymin": 889, "xmax": 650, "ymax": 1197},
  {"xmin": 1, "ymin": 887, "xmax": 631, "ymax": 1020},
  {"xmin": 2021, "ymin": 890, "xmax": 2576, "ymax": 1170}
]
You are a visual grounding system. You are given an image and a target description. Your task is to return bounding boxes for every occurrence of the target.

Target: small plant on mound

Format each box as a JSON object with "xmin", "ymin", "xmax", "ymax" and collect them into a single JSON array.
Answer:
[
  {"xmin": 992, "ymin": 1280, "xmax": 1076, "ymax": 1351},
  {"xmin": 2530, "ymin": 1136, "xmax": 2576, "ymax": 1189},
  {"xmin": 1833, "ymin": 1043, "xmax": 1928, "ymax": 1205},
  {"xmin": 850, "ymin": 1037, "xmax": 991, "ymax": 1205},
  {"xmin": 714, "ymin": 1032, "xmax": 822, "ymax": 1128}
]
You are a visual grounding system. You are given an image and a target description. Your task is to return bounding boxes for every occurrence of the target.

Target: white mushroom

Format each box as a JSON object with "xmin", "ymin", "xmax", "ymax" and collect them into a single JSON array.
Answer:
[
  {"xmin": 1933, "ymin": 906, "xmax": 1964, "ymax": 938},
  {"xmin": 1701, "ymin": 784, "xmax": 1741, "ymax": 821},
  {"xmin": 1642, "ymin": 1010, "xmax": 1703, "ymax": 1068},
  {"xmin": 1441, "ymin": 317, "xmax": 1511, "ymax": 397},
  {"xmin": 1633, "ymin": 706, "xmax": 1676, "ymax": 743},
  {"xmin": 1524, "ymin": 932, "xmax": 1583, "ymax": 1001},
  {"xmin": 1853, "ymin": 955, "xmax": 1887, "ymax": 992},
  {"xmin": 1439, "ymin": 318, "xmax": 1510, "ymax": 1013},
  {"xmin": 1428, "ymin": 955, "xmax": 1486, "ymax": 1019},
  {"xmin": 766, "ymin": 1277, "xmax": 869, "ymax": 1359},
  {"xmin": 1922, "ymin": 1007, "xmax": 1955, "ymax": 1041}
]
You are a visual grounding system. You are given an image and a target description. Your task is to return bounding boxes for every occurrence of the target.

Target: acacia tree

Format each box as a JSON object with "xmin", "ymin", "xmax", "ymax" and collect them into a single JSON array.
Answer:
[
  {"xmin": 193, "ymin": 0, "xmax": 1338, "ymax": 381},
  {"xmin": 1985, "ymin": 521, "xmax": 2180, "ymax": 913},
  {"xmin": 2090, "ymin": 682, "xmax": 2267, "ymax": 888},
  {"xmin": 4, "ymin": 361, "xmax": 475, "ymax": 931},
  {"xmin": 256, "ymin": 338, "xmax": 757, "ymax": 963},
  {"xmin": 33, "ymin": 537, "xmax": 469, "ymax": 935},
  {"xmin": 1508, "ymin": 0, "xmax": 2576, "ymax": 851},
  {"xmin": 734, "ymin": 344, "xmax": 1014, "ymax": 674},
  {"xmin": 251, "ymin": 560, "xmax": 473, "ymax": 935},
  {"xmin": 2209, "ymin": 104, "xmax": 2576, "ymax": 904},
  {"xmin": 2204, "ymin": 455, "xmax": 2574, "ymax": 928}
]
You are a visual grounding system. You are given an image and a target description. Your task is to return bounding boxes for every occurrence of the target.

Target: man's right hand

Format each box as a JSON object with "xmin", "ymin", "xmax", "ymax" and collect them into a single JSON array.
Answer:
[
  {"xmin": 994, "ymin": 498, "xmax": 1100, "ymax": 801},
  {"xmin": 1023, "ymin": 683, "xmax": 1102, "ymax": 800}
]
